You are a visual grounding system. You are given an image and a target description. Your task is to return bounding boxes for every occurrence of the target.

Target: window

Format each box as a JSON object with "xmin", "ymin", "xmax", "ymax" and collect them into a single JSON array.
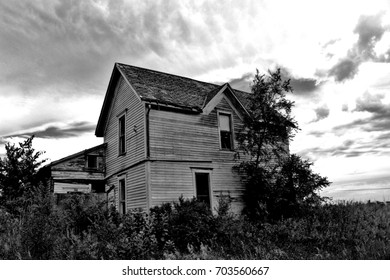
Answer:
[
  {"xmin": 195, "ymin": 172, "xmax": 211, "ymax": 208},
  {"xmin": 119, "ymin": 115, "xmax": 126, "ymax": 155},
  {"xmin": 86, "ymin": 155, "xmax": 98, "ymax": 169},
  {"xmin": 119, "ymin": 179, "xmax": 126, "ymax": 214},
  {"xmin": 192, "ymin": 169, "xmax": 212, "ymax": 209},
  {"xmin": 219, "ymin": 113, "xmax": 233, "ymax": 150}
]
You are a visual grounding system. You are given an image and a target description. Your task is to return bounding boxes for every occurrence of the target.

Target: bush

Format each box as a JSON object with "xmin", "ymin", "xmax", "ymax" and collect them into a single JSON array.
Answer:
[
  {"xmin": 1, "ymin": 191, "xmax": 390, "ymax": 259},
  {"xmin": 0, "ymin": 208, "xmax": 22, "ymax": 259}
]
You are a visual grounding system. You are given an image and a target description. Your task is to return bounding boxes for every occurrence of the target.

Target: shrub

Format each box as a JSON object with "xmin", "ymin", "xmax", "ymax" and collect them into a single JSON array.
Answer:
[
  {"xmin": 0, "ymin": 208, "xmax": 22, "ymax": 259},
  {"xmin": 2, "ymin": 189, "xmax": 390, "ymax": 260},
  {"xmin": 150, "ymin": 196, "xmax": 215, "ymax": 254}
]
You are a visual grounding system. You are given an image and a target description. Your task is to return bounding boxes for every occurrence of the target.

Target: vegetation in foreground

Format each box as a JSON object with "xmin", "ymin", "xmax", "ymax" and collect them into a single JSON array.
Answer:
[
  {"xmin": 1, "ymin": 139, "xmax": 389, "ymax": 260},
  {"xmin": 0, "ymin": 192, "xmax": 390, "ymax": 260}
]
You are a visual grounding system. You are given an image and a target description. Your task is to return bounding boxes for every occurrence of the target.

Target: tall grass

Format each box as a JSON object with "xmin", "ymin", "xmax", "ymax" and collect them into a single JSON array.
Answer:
[{"xmin": 1, "ymin": 195, "xmax": 389, "ymax": 259}]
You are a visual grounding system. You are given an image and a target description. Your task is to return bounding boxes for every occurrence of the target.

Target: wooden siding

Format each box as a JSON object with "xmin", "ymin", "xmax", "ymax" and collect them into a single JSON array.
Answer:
[
  {"xmin": 104, "ymin": 76, "xmax": 146, "ymax": 178},
  {"xmin": 149, "ymin": 95, "xmax": 243, "ymax": 161},
  {"xmin": 148, "ymin": 93, "xmax": 246, "ymax": 213},
  {"xmin": 51, "ymin": 152, "xmax": 105, "ymax": 173},
  {"xmin": 52, "ymin": 170, "xmax": 104, "ymax": 181},
  {"xmin": 149, "ymin": 160, "xmax": 244, "ymax": 212},
  {"xmin": 50, "ymin": 146, "xmax": 105, "ymax": 182},
  {"xmin": 54, "ymin": 182, "xmax": 91, "ymax": 194},
  {"xmin": 105, "ymin": 163, "xmax": 147, "ymax": 211},
  {"xmin": 149, "ymin": 161, "xmax": 201, "ymax": 207}
]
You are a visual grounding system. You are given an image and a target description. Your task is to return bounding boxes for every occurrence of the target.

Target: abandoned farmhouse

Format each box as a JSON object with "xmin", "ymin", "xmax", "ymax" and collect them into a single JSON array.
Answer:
[{"xmin": 48, "ymin": 63, "xmax": 263, "ymax": 213}]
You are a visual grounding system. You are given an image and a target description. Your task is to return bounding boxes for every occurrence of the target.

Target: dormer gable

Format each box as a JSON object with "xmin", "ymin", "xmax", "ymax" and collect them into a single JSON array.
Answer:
[{"xmin": 202, "ymin": 83, "xmax": 250, "ymax": 120}]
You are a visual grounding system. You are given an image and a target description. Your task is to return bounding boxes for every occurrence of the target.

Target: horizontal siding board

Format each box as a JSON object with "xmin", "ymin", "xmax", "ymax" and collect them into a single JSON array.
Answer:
[
  {"xmin": 149, "ymin": 96, "xmax": 243, "ymax": 162},
  {"xmin": 52, "ymin": 170, "xmax": 104, "ymax": 181},
  {"xmin": 148, "ymin": 94, "xmax": 247, "ymax": 213},
  {"xmin": 126, "ymin": 163, "xmax": 147, "ymax": 209},
  {"xmin": 150, "ymin": 160, "xmax": 244, "ymax": 212},
  {"xmin": 54, "ymin": 182, "xmax": 91, "ymax": 194},
  {"xmin": 105, "ymin": 163, "xmax": 147, "ymax": 211},
  {"xmin": 51, "ymin": 147, "xmax": 105, "ymax": 173},
  {"xmin": 104, "ymin": 76, "xmax": 146, "ymax": 178}
]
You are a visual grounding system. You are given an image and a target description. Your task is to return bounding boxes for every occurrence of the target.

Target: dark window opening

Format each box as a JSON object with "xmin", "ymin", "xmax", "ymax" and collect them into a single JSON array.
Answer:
[
  {"xmin": 119, "ymin": 179, "xmax": 126, "ymax": 214},
  {"xmin": 220, "ymin": 131, "xmax": 232, "ymax": 150},
  {"xmin": 91, "ymin": 181, "xmax": 105, "ymax": 193},
  {"xmin": 87, "ymin": 155, "xmax": 98, "ymax": 169},
  {"xmin": 219, "ymin": 113, "xmax": 233, "ymax": 150},
  {"xmin": 119, "ymin": 115, "xmax": 126, "ymax": 155},
  {"xmin": 195, "ymin": 172, "xmax": 211, "ymax": 208}
]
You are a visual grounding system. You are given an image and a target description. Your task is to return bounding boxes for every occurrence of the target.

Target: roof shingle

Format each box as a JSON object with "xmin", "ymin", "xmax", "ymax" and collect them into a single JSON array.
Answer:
[{"xmin": 116, "ymin": 63, "xmax": 250, "ymax": 110}]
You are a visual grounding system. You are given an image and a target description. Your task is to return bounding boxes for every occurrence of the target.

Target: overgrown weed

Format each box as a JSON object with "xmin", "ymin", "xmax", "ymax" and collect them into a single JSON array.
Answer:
[{"xmin": 1, "ymin": 196, "xmax": 390, "ymax": 259}]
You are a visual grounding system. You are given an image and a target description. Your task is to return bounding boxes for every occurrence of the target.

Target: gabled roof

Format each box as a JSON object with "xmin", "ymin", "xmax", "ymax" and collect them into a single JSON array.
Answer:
[
  {"xmin": 49, "ymin": 143, "xmax": 106, "ymax": 166},
  {"xmin": 95, "ymin": 63, "xmax": 251, "ymax": 136}
]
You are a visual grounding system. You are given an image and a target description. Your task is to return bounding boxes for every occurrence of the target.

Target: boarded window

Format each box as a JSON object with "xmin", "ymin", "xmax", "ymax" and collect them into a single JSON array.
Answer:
[
  {"xmin": 119, "ymin": 179, "xmax": 126, "ymax": 214},
  {"xmin": 119, "ymin": 115, "xmax": 126, "ymax": 155},
  {"xmin": 219, "ymin": 113, "xmax": 232, "ymax": 150},
  {"xmin": 195, "ymin": 172, "xmax": 211, "ymax": 208}
]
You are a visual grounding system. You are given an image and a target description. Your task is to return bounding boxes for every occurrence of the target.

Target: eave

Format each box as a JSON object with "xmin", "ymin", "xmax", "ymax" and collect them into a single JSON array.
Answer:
[
  {"xmin": 95, "ymin": 64, "xmax": 121, "ymax": 137},
  {"xmin": 49, "ymin": 143, "xmax": 107, "ymax": 167},
  {"xmin": 142, "ymin": 97, "xmax": 202, "ymax": 113}
]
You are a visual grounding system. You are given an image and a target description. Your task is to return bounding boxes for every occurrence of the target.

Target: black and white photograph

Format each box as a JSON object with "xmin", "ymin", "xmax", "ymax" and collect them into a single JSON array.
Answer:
[{"xmin": 0, "ymin": 0, "xmax": 390, "ymax": 276}]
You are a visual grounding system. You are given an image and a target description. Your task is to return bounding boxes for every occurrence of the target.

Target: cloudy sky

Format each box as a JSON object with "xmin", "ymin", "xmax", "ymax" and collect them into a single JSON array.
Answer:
[{"xmin": 1, "ymin": 0, "xmax": 390, "ymax": 201}]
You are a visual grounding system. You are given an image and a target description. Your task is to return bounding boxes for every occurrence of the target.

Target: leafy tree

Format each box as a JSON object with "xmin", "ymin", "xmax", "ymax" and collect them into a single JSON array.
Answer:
[
  {"xmin": 236, "ymin": 68, "xmax": 298, "ymax": 167},
  {"xmin": 235, "ymin": 68, "xmax": 329, "ymax": 220},
  {"xmin": 0, "ymin": 136, "xmax": 47, "ymax": 214}
]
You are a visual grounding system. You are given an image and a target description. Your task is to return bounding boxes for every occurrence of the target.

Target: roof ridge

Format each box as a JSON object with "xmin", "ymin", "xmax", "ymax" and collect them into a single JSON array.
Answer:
[
  {"xmin": 116, "ymin": 62, "xmax": 251, "ymax": 95},
  {"xmin": 116, "ymin": 62, "xmax": 222, "ymax": 88}
]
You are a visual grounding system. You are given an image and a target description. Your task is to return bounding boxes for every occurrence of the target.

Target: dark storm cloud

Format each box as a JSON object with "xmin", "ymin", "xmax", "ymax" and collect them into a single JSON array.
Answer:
[
  {"xmin": 333, "ymin": 92, "xmax": 390, "ymax": 136},
  {"xmin": 228, "ymin": 73, "xmax": 253, "ymax": 92},
  {"xmin": 378, "ymin": 49, "xmax": 390, "ymax": 63},
  {"xmin": 298, "ymin": 139, "xmax": 358, "ymax": 159},
  {"xmin": 298, "ymin": 137, "xmax": 389, "ymax": 160},
  {"xmin": 376, "ymin": 132, "xmax": 390, "ymax": 141},
  {"xmin": 328, "ymin": 58, "xmax": 360, "ymax": 82},
  {"xmin": 5, "ymin": 121, "xmax": 95, "ymax": 139},
  {"xmin": 327, "ymin": 13, "xmax": 390, "ymax": 82},
  {"xmin": 351, "ymin": 92, "xmax": 390, "ymax": 132},
  {"xmin": 0, "ymin": 0, "xmax": 126, "ymax": 94},
  {"xmin": 355, "ymin": 92, "xmax": 387, "ymax": 114},
  {"xmin": 312, "ymin": 105, "xmax": 330, "ymax": 122},
  {"xmin": 333, "ymin": 110, "xmax": 390, "ymax": 133},
  {"xmin": 307, "ymin": 130, "xmax": 326, "ymax": 137},
  {"xmin": 290, "ymin": 78, "xmax": 319, "ymax": 95},
  {"xmin": 0, "ymin": 117, "xmax": 60, "ymax": 137},
  {"xmin": 323, "ymin": 39, "xmax": 340, "ymax": 48},
  {"xmin": 0, "ymin": 0, "xmax": 213, "ymax": 96},
  {"xmin": 342, "ymin": 104, "xmax": 349, "ymax": 112},
  {"xmin": 354, "ymin": 13, "xmax": 386, "ymax": 58},
  {"xmin": 279, "ymin": 67, "xmax": 321, "ymax": 96},
  {"xmin": 301, "ymin": 95, "xmax": 390, "ymax": 159},
  {"xmin": 333, "ymin": 113, "xmax": 390, "ymax": 133},
  {"xmin": 227, "ymin": 67, "xmax": 322, "ymax": 96}
]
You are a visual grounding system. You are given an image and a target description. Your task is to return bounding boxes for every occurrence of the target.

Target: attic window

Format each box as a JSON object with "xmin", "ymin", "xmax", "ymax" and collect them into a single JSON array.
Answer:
[
  {"xmin": 87, "ymin": 155, "xmax": 98, "ymax": 169},
  {"xmin": 219, "ymin": 113, "xmax": 233, "ymax": 150}
]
